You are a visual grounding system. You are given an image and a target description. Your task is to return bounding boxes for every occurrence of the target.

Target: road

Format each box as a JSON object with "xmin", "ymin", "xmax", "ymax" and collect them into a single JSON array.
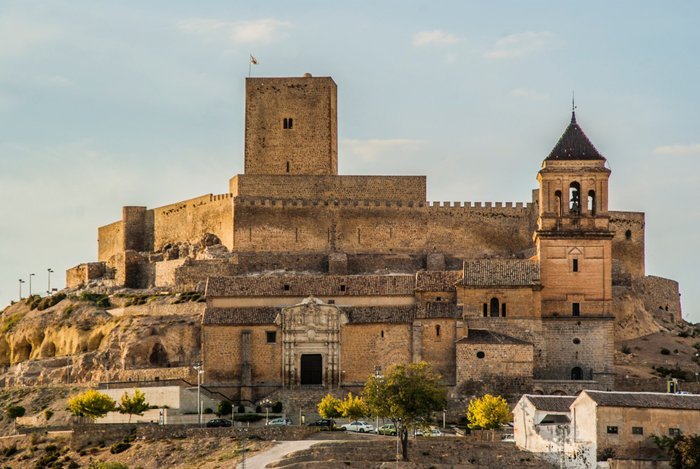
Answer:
[{"xmin": 236, "ymin": 439, "xmax": 322, "ymax": 469}]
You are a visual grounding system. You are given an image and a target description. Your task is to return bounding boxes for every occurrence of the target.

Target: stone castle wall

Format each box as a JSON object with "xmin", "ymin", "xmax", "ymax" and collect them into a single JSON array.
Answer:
[
  {"xmin": 230, "ymin": 174, "xmax": 427, "ymax": 201},
  {"xmin": 633, "ymin": 275, "xmax": 682, "ymax": 322},
  {"xmin": 609, "ymin": 211, "xmax": 645, "ymax": 278}
]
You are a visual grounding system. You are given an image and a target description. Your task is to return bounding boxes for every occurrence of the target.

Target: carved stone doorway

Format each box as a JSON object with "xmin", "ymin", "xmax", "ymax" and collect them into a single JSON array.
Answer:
[{"xmin": 300, "ymin": 354, "xmax": 323, "ymax": 385}]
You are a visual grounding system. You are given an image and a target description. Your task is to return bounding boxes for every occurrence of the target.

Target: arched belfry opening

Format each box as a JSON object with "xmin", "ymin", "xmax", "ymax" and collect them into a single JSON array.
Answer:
[
  {"xmin": 554, "ymin": 190, "xmax": 562, "ymax": 216},
  {"xmin": 571, "ymin": 366, "xmax": 583, "ymax": 380},
  {"xmin": 569, "ymin": 182, "xmax": 581, "ymax": 214},
  {"xmin": 587, "ymin": 190, "xmax": 596, "ymax": 215}
]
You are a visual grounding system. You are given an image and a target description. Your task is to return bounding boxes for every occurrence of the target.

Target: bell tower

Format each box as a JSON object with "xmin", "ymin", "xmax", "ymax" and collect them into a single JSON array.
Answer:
[{"xmin": 535, "ymin": 111, "xmax": 614, "ymax": 318}]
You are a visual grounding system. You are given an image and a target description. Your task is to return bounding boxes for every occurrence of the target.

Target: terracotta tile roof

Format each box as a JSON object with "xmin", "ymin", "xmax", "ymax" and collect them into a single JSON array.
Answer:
[
  {"xmin": 344, "ymin": 305, "xmax": 416, "ymax": 324},
  {"xmin": 525, "ymin": 395, "xmax": 576, "ymax": 412},
  {"xmin": 416, "ymin": 302, "xmax": 462, "ymax": 319},
  {"xmin": 546, "ymin": 112, "xmax": 605, "ymax": 161},
  {"xmin": 415, "ymin": 271, "xmax": 463, "ymax": 291},
  {"xmin": 461, "ymin": 259, "xmax": 540, "ymax": 286},
  {"xmin": 582, "ymin": 390, "xmax": 700, "ymax": 410},
  {"xmin": 203, "ymin": 307, "xmax": 278, "ymax": 325},
  {"xmin": 205, "ymin": 274, "xmax": 415, "ymax": 297},
  {"xmin": 456, "ymin": 329, "xmax": 532, "ymax": 345}
]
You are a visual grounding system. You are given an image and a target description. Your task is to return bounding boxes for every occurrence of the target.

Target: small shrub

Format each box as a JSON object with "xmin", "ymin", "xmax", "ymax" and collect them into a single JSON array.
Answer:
[
  {"xmin": 79, "ymin": 291, "xmax": 111, "ymax": 308},
  {"xmin": 255, "ymin": 405, "xmax": 262, "ymax": 413},
  {"xmin": 68, "ymin": 461, "xmax": 80, "ymax": 469},
  {"xmin": 217, "ymin": 400, "xmax": 232, "ymax": 417},
  {"xmin": 234, "ymin": 413, "xmax": 264, "ymax": 423},
  {"xmin": 1, "ymin": 313, "xmax": 24, "ymax": 333},
  {"xmin": 44, "ymin": 409, "xmax": 54, "ymax": 421},
  {"xmin": 598, "ymin": 447, "xmax": 616, "ymax": 461},
  {"xmin": 678, "ymin": 330, "xmax": 690, "ymax": 338},
  {"xmin": 36, "ymin": 293, "xmax": 67, "ymax": 311},
  {"xmin": 110, "ymin": 441, "xmax": 131, "ymax": 454},
  {"xmin": 6, "ymin": 405, "xmax": 26, "ymax": 419},
  {"xmin": 1, "ymin": 444, "xmax": 19, "ymax": 457},
  {"xmin": 621, "ymin": 345, "xmax": 632, "ymax": 354},
  {"xmin": 204, "ymin": 407, "xmax": 213, "ymax": 414},
  {"xmin": 237, "ymin": 404, "xmax": 245, "ymax": 414},
  {"xmin": 62, "ymin": 305, "xmax": 75, "ymax": 318},
  {"xmin": 272, "ymin": 401, "xmax": 283, "ymax": 413},
  {"xmin": 660, "ymin": 348, "xmax": 671, "ymax": 355}
]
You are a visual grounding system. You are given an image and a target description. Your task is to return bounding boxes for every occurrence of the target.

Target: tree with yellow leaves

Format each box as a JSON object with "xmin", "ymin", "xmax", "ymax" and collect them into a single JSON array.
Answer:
[{"xmin": 466, "ymin": 394, "xmax": 511, "ymax": 430}]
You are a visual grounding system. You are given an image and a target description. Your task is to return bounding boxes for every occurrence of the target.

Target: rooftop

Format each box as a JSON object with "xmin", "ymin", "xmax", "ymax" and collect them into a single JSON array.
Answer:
[
  {"xmin": 524, "ymin": 395, "xmax": 577, "ymax": 413},
  {"xmin": 546, "ymin": 112, "xmax": 605, "ymax": 161},
  {"xmin": 456, "ymin": 329, "xmax": 532, "ymax": 345},
  {"xmin": 462, "ymin": 259, "xmax": 540, "ymax": 287},
  {"xmin": 581, "ymin": 390, "xmax": 700, "ymax": 411}
]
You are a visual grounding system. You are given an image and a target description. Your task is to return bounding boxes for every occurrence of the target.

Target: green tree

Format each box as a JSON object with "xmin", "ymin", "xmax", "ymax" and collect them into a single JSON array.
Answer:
[
  {"xmin": 362, "ymin": 361, "xmax": 447, "ymax": 461},
  {"xmin": 6, "ymin": 405, "xmax": 26, "ymax": 419},
  {"xmin": 466, "ymin": 394, "xmax": 511, "ymax": 430},
  {"xmin": 217, "ymin": 400, "xmax": 233, "ymax": 418},
  {"xmin": 67, "ymin": 390, "xmax": 117, "ymax": 421},
  {"xmin": 317, "ymin": 393, "xmax": 342, "ymax": 419},
  {"xmin": 653, "ymin": 434, "xmax": 700, "ymax": 469},
  {"xmin": 117, "ymin": 389, "xmax": 149, "ymax": 423},
  {"xmin": 337, "ymin": 392, "xmax": 368, "ymax": 420}
]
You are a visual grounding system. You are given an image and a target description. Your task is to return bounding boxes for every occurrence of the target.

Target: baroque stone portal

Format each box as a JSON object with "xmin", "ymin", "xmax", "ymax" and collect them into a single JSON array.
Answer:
[{"xmin": 275, "ymin": 297, "xmax": 347, "ymax": 387}]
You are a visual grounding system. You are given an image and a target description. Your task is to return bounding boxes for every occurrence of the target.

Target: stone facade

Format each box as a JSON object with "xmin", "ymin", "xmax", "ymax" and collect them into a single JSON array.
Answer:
[{"xmin": 69, "ymin": 74, "xmax": 681, "ymax": 398}]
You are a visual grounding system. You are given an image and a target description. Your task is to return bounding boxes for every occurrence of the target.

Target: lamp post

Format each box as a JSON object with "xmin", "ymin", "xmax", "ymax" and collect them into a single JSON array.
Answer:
[
  {"xmin": 260, "ymin": 398, "xmax": 272, "ymax": 424},
  {"xmin": 29, "ymin": 273, "xmax": 35, "ymax": 296},
  {"xmin": 374, "ymin": 366, "xmax": 383, "ymax": 432},
  {"xmin": 47, "ymin": 268, "xmax": 54, "ymax": 295},
  {"xmin": 193, "ymin": 362, "xmax": 204, "ymax": 426},
  {"xmin": 18, "ymin": 279, "xmax": 25, "ymax": 300}
]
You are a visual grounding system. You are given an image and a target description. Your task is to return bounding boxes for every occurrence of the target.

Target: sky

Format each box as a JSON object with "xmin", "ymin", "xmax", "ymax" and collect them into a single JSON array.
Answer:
[{"xmin": 1, "ymin": 1, "xmax": 699, "ymax": 323}]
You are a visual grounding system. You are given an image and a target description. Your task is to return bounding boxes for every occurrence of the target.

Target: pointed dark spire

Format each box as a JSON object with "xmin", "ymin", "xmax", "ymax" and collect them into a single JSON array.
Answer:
[{"xmin": 546, "ymin": 108, "xmax": 605, "ymax": 161}]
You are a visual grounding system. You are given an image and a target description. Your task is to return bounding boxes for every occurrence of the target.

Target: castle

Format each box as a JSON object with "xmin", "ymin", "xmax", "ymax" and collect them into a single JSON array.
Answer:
[{"xmin": 66, "ymin": 74, "xmax": 681, "ymax": 401}]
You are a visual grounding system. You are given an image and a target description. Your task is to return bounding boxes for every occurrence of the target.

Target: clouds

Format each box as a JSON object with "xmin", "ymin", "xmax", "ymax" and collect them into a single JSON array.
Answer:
[
  {"xmin": 177, "ymin": 18, "xmax": 291, "ymax": 45},
  {"xmin": 484, "ymin": 31, "xmax": 553, "ymax": 59},
  {"xmin": 0, "ymin": 15, "xmax": 59, "ymax": 58},
  {"xmin": 342, "ymin": 139, "xmax": 427, "ymax": 162},
  {"xmin": 653, "ymin": 143, "xmax": 700, "ymax": 156},
  {"xmin": 413, "ymin": 30, "xmax": 459, "ymax": 46}
]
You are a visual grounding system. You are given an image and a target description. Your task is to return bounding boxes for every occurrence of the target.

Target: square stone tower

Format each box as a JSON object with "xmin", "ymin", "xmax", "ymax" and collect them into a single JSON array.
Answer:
[{"xmin": 244, "ymin": 74, "xmax": 338, "ymax": 175}]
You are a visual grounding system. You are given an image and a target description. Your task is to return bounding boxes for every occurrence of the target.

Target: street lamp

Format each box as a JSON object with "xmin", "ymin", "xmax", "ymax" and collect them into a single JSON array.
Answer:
[
  {"xmin": 260, "ymin": 398, "xmax": 272, "ymax": 424},
  {"xmin": 18, "ymin": 279, "xmax": 25, "ymax": 300},
  {"xmin": 374, "ymin": 366, "xmax": 383, "ymax": 432},
  {"xmin": 47, "ymin": 268, "xmax": 54, "ymax": 295},
  {"xmin": 193, "ymin": 362, "xmax": 204, "ymax": 426},
  {"xmin": 29, "ymin": 273, "xmax": 35, "ymax": 296}
]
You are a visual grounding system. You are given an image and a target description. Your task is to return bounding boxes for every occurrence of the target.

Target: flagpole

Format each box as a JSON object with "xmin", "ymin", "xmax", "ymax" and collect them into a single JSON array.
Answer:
[{"xmin": 249, "ymin": 56, "xmax": 252, "ymax": 77}]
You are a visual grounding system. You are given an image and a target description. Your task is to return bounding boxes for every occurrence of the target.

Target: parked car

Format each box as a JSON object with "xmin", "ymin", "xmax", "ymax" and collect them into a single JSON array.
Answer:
[
  {"xmin": 307, "ymin": 418, "xmax": 337, "ymax": 430},
  {"xmin": 428, "ymin": 427, "xmax": 443, "ymax": 437},
  {"xmin": 267, "ymin": 417, "xmax": 292, "ymax": 426},
  {"xmin": 205, "ymin": 418, "xmax": 232, "ymax": 428},
  {"xmin": 376, "ymin": 423, "xmax": 397, "ymax": 435},
  {"xmin": 342, "ymin": 421, "xmax": 375, "ymax": 433}
]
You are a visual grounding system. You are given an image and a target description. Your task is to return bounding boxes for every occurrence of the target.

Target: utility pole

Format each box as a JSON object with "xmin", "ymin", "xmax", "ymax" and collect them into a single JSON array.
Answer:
[{"xmin": 18, "ymin": 279, "xmax": 25, "ymax": 300}]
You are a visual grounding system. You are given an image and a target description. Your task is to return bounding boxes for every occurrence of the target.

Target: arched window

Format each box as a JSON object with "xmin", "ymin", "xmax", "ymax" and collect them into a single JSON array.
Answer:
[
  {"xmin": 569, "ymin": 182, "xmax": 581, "ymax": 214},
  {"xmin": 571, "ymin": 367, "xmax": 583, "ymax": 380},
  {"xmin": 489, "ymin": 297, "xmax": 500, "ymax": 317},
  {"xmin": 587, "ymin": 190, "xmax": 596, "ymax": 215},
  {"xmin": 554, "ymin": 190, "xmax": 562, "ymax": 216},
  {"xmin": 435, "ymin": 325, "xmax": 441, "ymax": 337},
  {"xmin": 625, "ymin": 230, "xmax": 632, "ymax": 240}
]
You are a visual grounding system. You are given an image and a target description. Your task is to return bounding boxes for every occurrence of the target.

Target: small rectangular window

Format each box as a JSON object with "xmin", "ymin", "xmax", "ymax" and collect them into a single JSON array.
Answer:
[
  {"xmin": 501, "ymin": 303, "xmax": 507, "ymax": 317},
  {"xmin": 482, "ymin": 303, "xmax": 488, "ymax": 317},
  {"xmin": 573, "ymin": 259, "xmax": 579, "ymax": 272},
  {"xmin": 607, "ymin": 426, "xmax": 618, "ymax": 434},
  {"xmin": 327, "ymin": 299, "xmax": 335, "ymax": 304},
  {"xmin": 632, "ymin": 427, "xmax": 643, "ymax": 435},
  {"xmin": 283, "ymin": 284, "xmax": 290, "ymax": 291},
  {"xmin": 669, "ymin": 428, "xmax": 681, "ymax": 436},
  {"xmin": 436, "ymin": 296, "xmax": 442, "ymax": 302},
  {"xmin": 283, "ymin": 117, "xmax": 294, "ymax": 129},
  {"xmin": 339, "ymin": 284, "xmax": 346, "ymax": 292},
  {"xmin": 266, "ymin": 331, "xmax": 277, "ymax": 344},
  {"xmin": 572, "ymin": 303, "xmax": 580, "ymax": 316}
]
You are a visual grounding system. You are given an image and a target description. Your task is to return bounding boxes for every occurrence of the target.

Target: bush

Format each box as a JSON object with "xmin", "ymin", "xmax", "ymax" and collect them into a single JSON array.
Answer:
[
  {"xmin": 36, "ymin": 293, "xmax": 67, "ymax": 311},
  {"xmin": 272, "ymin": 401, "xmax": 283, "ymax": 413},
  {"xmin": 6, "ymin": 405, "xmax": 26, "ymax": 419},
  {"xmin": 1, "ymin": 444, "xmax": 19, "ymax": 457},
  {"xmin": 598, "ymin": 447, "xmax": 616, "ymax": 462},
  {"xmin": 44, "ymin": 409, "xmax": 54, "ymax": 421},
  {"xmin": 620, "ymin": 345, "xmax": 632, "ymax": 354},
  {"xmin": 661, "ymin": 348, "xmax": 671, "ymax": 355},
  {"xmin": 655, "ymin": 366, "xmax": 690, "ymax": 380},
  {"xmin": 110, "ymin": 441, "xmax": 131, "ymax": 454},
  {"xmin": 62, "ymin": 305, "xmax": 75, "ymax": 318},
  {"xmin": 124, "ymin": 296, "xmax": 148, "ymax": 307},
  {"xmin": 678, "ymin": 330, "xmax": 690, "ymax": 338},
  {"xmin": 89, "ymin": 463, "xmax": 129, "ymax": 469},
  {"xmin": 255, "ymin": 405, "xmax": 262, "ymax": 413},
  {"xmin": 1, "ymin": 313, "xmax": 24, "ymax": 333},
  {"xmin": 79, "ymin": 291, "xmax": 111, "ymax": 308},
  {"xmin": 217, "ymin": 400, "xmax": 232, "ymax": 417},
  {"xmin": 234, "ymin": 413, "xmax": 264, "ymax": 423},
  {"xmin": 237, "ymin": 404, "xmax": 246, "ymax": 414}
]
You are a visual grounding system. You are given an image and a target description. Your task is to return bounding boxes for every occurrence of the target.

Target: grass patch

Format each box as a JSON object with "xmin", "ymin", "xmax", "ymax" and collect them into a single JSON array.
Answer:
[
  {"xmin": 1, "ymin": 312, "xmax": 25, "ymax": 333},
  {"xmin": 79, "ymin": 291, "xmax": 111, "ymax": 308}
]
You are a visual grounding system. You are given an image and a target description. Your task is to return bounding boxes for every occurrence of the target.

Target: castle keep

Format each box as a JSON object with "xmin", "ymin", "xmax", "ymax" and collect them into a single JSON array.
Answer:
[{"xmin": 67, "ymin": 74, "xmax": 680, "ymax": 400}]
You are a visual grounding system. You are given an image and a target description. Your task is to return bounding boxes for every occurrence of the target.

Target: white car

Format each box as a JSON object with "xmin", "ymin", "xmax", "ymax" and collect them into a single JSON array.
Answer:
[{"xmin": 342, "ymin": 421, "xmax": 375, "ymax": 433}]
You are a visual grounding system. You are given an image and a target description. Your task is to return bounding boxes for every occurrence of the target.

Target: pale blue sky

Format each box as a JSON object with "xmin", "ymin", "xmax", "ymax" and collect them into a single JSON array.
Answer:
[{"xmin": 1, "ymin": 1, "xmax": 698, "ymax": 322}]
